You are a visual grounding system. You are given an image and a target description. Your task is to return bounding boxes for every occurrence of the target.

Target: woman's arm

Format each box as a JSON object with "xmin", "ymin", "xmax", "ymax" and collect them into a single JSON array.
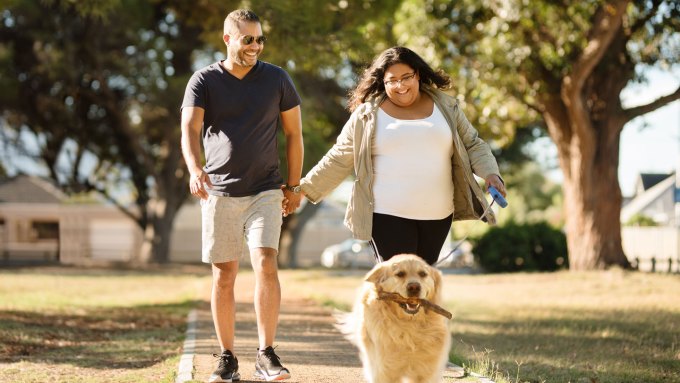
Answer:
[{"xmin": 301, "ymin": 114, "xmax": 359, "ymax": 203}]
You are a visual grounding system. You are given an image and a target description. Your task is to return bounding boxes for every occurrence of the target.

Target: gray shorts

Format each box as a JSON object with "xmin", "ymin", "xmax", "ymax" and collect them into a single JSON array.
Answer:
[{"xmin": 200, "ymin": 189, "xmax": 284, "ymax": 264}]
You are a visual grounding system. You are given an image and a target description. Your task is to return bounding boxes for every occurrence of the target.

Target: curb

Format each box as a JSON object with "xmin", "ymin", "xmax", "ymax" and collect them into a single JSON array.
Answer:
[{"xmin": 175, "ymin": 309, "xmax": 198, "ymax": 383}]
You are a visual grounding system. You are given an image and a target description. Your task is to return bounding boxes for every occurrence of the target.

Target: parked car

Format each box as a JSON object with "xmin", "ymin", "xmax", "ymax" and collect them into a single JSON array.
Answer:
[
  {"xmin": 320, "ymin": 238, "xmax": 474, "ymax": 269},
  {"xmin": 321, "ymin": 239, "xmax": 376, "ymax": 269},
  {"xmin": 434, "ymin": 240, "xmax": 474, "ymax": 268}
]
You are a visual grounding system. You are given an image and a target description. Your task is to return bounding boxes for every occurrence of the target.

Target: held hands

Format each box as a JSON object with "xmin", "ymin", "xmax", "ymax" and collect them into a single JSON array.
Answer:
[
  {"xmin": 485, "ymin": 174, "xmax": 506, "ymax": 197},
  {"xmin": 189, "ymin": 170, "xmax": 213, "ymax": 200},
  {"xmin": 281, "ymin": 185, "xmax": 302, "ymax": 217}
]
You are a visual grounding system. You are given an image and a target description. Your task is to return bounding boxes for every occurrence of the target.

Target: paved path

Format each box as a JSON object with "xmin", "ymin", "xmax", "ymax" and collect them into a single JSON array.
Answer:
[{"xmin": 181, "ymin": 272, "xmax": 491, "ymax": 383}]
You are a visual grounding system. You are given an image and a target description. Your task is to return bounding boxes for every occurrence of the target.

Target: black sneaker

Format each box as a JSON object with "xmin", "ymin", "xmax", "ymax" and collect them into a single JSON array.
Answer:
[
  {"xmin": 254, "ymin": 346, "xmax": 291, "ymax": 381},
  {"xmin": 208, "ymin": 350, "xmax": 240, "ymax": 382}
]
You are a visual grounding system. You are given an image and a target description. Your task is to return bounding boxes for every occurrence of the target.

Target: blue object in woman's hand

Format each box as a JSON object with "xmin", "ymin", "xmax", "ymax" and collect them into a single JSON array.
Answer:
[{"xmin": 488, "ymin": 186, "xmax": 508, "ymax": 208}]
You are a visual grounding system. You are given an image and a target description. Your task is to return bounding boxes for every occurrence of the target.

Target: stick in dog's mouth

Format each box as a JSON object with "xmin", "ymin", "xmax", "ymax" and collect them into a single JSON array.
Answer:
[{"xmin": 377, "ymin": 290, "xmax": 453, "ymax": 319}]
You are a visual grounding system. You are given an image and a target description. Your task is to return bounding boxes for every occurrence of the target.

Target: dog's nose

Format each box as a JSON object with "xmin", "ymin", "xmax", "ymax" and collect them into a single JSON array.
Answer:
[{"xmin": 406, "ymin": 282, "xmax": 421, "ymax": 297}]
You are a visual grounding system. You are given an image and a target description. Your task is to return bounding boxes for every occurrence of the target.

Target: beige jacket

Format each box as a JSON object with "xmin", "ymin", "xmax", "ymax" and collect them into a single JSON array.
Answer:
[{"xmin": 301, "ymin": 86, "xmax": 500, "ymax": 240}]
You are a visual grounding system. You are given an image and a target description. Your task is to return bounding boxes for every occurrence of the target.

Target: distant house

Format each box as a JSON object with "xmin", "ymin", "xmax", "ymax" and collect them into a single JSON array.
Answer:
[
  {"xmin": 620, "ymin": 172, "xmax": 679, "ymax": 272},
  {"xmin": 0, "ymin": 175, "xmax": 351, "ymax": 266},
  {"xmin": 621, "ymin": 172, "xmax": 677, "ymax": 225},
  {"xmin": 0, "ymin": 175, "xmax": 64, "ymax": 262},
  {"xmin": 0, "ymin": 175, "xmax": 143, "ymax": 264}
]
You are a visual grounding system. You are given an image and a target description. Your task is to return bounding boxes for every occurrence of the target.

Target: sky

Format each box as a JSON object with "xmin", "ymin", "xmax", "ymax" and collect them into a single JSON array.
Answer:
[
  {"xmin": 529, "ymin": 66, "xmax": 680, "ymax": 197},
  {"xmin": 618, "ymin": 67, "xmax": 679, "ymax": 196}
]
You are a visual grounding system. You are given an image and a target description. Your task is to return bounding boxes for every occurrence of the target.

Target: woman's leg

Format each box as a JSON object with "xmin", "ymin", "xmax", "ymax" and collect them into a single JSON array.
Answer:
[
  {"xmin": 415, "ymin": 214, "xmax": 453, "ymax": 265},
  {"xmin": 371, "ymin": 213, "xmax": 418, "ymax": 262}
]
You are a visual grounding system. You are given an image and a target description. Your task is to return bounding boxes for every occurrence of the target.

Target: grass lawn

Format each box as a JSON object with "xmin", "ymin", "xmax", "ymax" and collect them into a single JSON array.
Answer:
[
  {"xmin": 0, "ymin": 265, "xmax": 211, "ymax": 383},
  {"xmin": 280, "ymin": 269, "xmax": 680, "ymax": 383},
  {"xmin": 1, "ymin": 265, "xmax": 678, "ymax": 383}
]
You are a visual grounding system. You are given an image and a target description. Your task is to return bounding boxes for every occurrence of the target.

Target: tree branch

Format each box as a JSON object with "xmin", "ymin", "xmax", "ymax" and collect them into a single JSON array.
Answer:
[
  {"xmin": 506, "ymin": 79, "xmax": 544, "ymax": 114},
  {"xmin": 566, "ymin": 0, "xmax": 630, "ymax": 94},
  {"xmin": 624, "ymin": 86, "xmax": 680, "ymax": 122}
]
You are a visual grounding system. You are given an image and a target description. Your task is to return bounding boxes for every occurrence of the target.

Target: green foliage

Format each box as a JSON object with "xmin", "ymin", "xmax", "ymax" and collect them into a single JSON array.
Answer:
[
  {"xmin": 624, "ymin": 214, "xmax": 658, "ymax": 227},
  {"xmin": 390, "ymin": 0, "xmax": 540, "ymax": 145},
  {"xmin": 0, "ymin": 0, "xmax": 203, "ymax": 260},
  {"xmin": 472, "ymin": 221, "xmax": 568, "ymax": 273},
  {"xmin": 499, "ymin": 162, "xmax": 564, "ymax": 227},
  {"xmin": 408, "ymin": 0, "xmax": 679, "ymax": 269}
]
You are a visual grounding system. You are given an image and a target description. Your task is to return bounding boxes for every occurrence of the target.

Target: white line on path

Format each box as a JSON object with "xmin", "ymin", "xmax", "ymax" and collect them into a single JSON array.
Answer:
[{"xmin": 176, "ymin": 309, "xmax": 198, "ymax": 383}]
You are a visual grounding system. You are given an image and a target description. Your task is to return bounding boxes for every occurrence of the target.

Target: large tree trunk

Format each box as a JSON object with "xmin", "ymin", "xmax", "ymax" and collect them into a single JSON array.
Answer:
[
  {"xmin": 278, "ymin": 201, "xmax": 322, "ymax": 268},
  {"xmin": 137, "ymin": 198, "xmax": 176, "ymax": 264},
  {"xmin": 544, "ymin": 98, "xmax": 631, "ymax": 270},
  {"xmin": 537, "ymin": 1, "xmax": 634, "ymax": 270},
  {"xmin": 150, "ymin": 212, "xmax": 177, "ymax": 264},
  {"xmin": 562, "ymin": 153, "xmax": 629, "ymax": 270}
]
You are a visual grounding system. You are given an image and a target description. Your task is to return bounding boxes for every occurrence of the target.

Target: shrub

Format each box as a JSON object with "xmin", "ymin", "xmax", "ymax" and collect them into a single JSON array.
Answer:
[
  {"xmin": 624, "ymin": 213, "xmax": 657, "ymax": 226},
  {"xmin": 472, "ymin": 221, "xmax": 568, "ymax": 273}
]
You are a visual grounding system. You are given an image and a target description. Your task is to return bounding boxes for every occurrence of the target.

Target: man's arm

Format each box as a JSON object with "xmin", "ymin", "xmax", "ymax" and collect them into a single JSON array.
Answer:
[
  {"xmin": 180, "ymin": 106, "xmax": 212, "ymax": 200},
  {"xmin": 280, "ymin": 105, "xmax": 303, "ymax": 215}
]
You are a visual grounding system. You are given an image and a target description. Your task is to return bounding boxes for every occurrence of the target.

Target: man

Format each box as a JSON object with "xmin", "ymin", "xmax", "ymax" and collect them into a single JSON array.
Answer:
[{"xmin": 180, "ymin": 9, "xmax": 303, "ymax": 382}]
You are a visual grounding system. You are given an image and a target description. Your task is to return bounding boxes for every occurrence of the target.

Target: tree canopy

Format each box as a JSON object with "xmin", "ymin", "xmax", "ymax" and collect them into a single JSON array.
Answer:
[
  {"xmin": 1, "ymin": 0, "xmax": 676, "ymax": 267},
  {"xmin": 415, "ymin": 0, "xmax": 679, "ymax": 268}
]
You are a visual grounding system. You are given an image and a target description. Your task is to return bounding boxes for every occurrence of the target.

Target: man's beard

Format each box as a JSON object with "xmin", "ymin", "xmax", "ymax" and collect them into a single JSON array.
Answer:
[{"xmin": 231, "ymin": 49, "xmax": 258, "ymax": 67}]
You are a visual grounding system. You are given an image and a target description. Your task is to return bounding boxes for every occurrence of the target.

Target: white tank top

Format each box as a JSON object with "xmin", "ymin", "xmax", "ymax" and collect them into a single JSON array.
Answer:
[{"xmin": 372, "ymin": 104, "xmax": 454, "ymax": 220}]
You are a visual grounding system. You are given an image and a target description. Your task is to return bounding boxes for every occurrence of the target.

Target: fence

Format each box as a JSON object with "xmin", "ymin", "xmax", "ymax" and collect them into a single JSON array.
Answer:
[{"xmin": 621, "ymin": 226, "xmax": 679, "ymax": 273}]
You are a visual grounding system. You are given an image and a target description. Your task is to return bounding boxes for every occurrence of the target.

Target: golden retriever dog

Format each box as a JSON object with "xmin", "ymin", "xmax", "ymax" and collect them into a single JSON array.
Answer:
[{"xmin": 336, "ymin": 254, "xmax": 451, "ymax": 383}]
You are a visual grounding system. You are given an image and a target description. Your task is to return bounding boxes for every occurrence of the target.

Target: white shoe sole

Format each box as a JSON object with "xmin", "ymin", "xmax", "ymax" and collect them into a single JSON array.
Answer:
[
  {"xmin": 208, "ymin": 372, "xmax": 241, "ymax": 382},
  {"xmin": 253, "ymin": 370, "xmax": 291, "ymax": 381}
]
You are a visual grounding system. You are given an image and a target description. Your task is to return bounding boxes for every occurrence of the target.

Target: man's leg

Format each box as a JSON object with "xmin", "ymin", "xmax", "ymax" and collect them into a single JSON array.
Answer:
[
  {"xmin": 211, "ymin": 260, "xmax": 239, "ymax": 352},
  {"xmin": 244, "ymin": 190, "xmax": 290, "ymax": 381},
  {"xmin": 249, "ymin": 247, "xmax": 280, "ymax": 349},
  {"xmin": 250, "ymin": 247, "xmax": 291, "ymax": 381},
  {"xmin": 209, "ymin": 260, "xmax": 241, "ymax": 382}
]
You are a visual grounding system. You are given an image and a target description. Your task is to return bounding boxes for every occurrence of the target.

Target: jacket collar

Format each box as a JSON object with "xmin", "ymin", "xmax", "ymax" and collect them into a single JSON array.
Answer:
[
  {"xmin": 356, "ymin": 94, "xmax": 385, "ymax": 118},
  {"xmin": 422, "ymin": 85, "xmax": 458, "ymax": 109}
]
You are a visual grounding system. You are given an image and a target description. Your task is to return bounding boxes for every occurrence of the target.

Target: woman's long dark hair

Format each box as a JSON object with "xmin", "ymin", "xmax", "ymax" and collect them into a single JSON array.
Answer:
[{"xmin": 347, "ymin": 46, "xmax": 451, "ymax": 112}]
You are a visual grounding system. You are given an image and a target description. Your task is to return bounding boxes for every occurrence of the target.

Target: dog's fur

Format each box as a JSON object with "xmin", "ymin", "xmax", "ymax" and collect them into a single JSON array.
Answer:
[{"xmin": 336, "ymin": 254, "xmax": 451, "ymax": 383}]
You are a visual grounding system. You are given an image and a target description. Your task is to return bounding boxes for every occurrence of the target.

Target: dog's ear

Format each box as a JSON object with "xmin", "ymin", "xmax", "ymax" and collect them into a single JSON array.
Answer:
[
  {"xmin": 430, "ymin": 266, "xmax": 443, "ymax": 303},
  {"xmin": 364, "ymin": 264, "xmax": 386, "ymax": 284}
]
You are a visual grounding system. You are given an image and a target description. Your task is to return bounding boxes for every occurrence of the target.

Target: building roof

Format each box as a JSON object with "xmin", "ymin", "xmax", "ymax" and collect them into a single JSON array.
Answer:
[
  {"xmin": 0, "ymin": 175, "xmax": 67, "ymax": 204},
  {"xmin": 637, "ymin": 173, "xmax": 673, "ymax": 193},
  {"xmin": 622, "ymin": 173, "xmax": 676, "ymax": 223}
]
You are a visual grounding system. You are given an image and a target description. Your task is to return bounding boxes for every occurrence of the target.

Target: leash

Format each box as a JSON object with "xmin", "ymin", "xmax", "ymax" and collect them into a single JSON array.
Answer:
[
  {"xmin": 368, "ymin": 186, "xmax": 508, "ymax": 268},
  {"xmin": 433, "ymin": 186, "xmax": 508, "ymax": 268},
  {"xmin": 367, "ymin": 187, "xmax": 508, "ymax": 320}
]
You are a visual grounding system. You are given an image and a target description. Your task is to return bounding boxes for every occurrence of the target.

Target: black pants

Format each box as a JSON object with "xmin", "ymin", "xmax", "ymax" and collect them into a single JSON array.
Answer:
[{"xmin": 370, "ymin": 212, "xmax": 453, "ymax": 265}]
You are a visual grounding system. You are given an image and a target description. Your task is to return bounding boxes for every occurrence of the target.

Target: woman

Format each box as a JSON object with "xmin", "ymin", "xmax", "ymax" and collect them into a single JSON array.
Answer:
[{"xmin": 299, "ymin": 46, "xmax": 506, "ymax": 265}]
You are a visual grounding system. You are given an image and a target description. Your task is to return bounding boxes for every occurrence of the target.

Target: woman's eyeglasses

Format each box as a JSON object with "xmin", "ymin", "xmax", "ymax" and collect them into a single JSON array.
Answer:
[
  {"xmin": 384, "ymin": 72, "xmax": 417, "ymax": 88},
  {"xmin": 239, "ymin": 35, "xmax": 267, "ymax": 45}
]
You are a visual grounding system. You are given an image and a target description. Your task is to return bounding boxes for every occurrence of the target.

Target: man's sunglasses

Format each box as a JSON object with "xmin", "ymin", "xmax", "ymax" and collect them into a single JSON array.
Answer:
[{"xmin": 239, "ymin": 35, "xmax": 267, "ymax": 45}]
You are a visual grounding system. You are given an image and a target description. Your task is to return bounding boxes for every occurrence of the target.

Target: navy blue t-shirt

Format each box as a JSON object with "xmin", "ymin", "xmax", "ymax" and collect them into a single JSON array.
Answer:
[{"xmin": 181, "ymin": 60, "xmax": 301, "ymax": 197}]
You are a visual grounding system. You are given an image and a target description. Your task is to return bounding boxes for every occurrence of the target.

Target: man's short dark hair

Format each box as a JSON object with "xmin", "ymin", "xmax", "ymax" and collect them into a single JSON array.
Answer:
[{"xmin": 224, "ymin": 9, "xmax": 260, "ymax": 35}]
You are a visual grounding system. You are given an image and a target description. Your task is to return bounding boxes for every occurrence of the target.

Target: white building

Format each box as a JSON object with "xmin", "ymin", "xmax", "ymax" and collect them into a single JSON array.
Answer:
[{"xmin": 621, "ymin": 172, "xmax": 679, "ymax": 272}]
